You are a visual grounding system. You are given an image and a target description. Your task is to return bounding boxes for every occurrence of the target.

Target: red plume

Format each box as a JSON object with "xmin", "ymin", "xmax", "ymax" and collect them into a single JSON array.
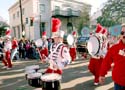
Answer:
[
  {"xmin": 52, "ymin": 18, "xmax": 61, "ymax": 32},
  {"xmin": 102, "ymin": 28, "xmax": 107, "ymax": 34},
  {"xmin": 72, "ymin": 31, "xmax": 76, "ymax": 36},
  {"xmin": 95, "ymin": 24, "xmax": 102, "ymax": 33},
  {"xmin": 42, "ymin": 31, "xmax": 46, "ymax": 36},
  {"xmin": 5, "ymin": 29, "xmax": 11, "ymax": 35}
]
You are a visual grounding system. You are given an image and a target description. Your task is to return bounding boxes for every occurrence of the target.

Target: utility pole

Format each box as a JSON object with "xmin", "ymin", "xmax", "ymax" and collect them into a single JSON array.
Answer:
[{"xmin": 19, "ymin": 0, "xmax": 24, "ymax": 37}]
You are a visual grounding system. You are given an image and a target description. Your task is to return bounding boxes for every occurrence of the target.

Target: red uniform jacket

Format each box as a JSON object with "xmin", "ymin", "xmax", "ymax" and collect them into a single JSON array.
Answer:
[{"xmin": 100, "ymin": 40, "xmax": 125, "ymax": 86}]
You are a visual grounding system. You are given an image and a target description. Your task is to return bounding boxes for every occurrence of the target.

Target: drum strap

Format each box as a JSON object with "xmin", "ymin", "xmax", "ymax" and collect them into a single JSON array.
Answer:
[{"xmin": 50, "ymin": 43, "xmax": 63, "ymax": 59}]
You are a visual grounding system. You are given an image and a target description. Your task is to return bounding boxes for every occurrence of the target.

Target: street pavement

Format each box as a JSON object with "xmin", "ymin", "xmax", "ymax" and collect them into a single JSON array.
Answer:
[{"xmin": 0, "ymin": 58, "xmax": 114, "ymax": 90}]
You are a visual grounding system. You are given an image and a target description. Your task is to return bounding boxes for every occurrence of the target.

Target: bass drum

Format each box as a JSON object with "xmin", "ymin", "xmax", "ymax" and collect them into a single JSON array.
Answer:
[
  {"xmin": 87, "ymin": 35, "xmax": 100, "ymax": 56},
  {"xmin": 67, "ymin": 34, "xmax": 74, "ymax": 46}
]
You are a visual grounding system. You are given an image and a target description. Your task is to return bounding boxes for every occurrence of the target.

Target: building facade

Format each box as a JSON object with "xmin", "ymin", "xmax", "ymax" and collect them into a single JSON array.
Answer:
[{"xmin": 9, "ymin": 0, "xmax": 91, "ymax": 40}]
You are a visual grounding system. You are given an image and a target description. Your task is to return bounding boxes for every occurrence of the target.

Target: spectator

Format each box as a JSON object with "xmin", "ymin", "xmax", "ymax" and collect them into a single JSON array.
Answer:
[{"xmin": 99, "ymin": 24, "xmax": 125, "ymax": 90}]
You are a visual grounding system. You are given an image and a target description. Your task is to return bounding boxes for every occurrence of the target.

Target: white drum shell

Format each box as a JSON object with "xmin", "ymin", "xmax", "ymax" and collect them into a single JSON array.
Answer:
[
  {"xmin": 67, "ymin": 34, "xmax": 74, "ymax": 46},
  {"xmin": 41, "ymin": 73, "xmax": 62, "ymax": 81},
  {"xmin": 87, "ymin": 35, "xmax": 100, "ymax": 56}
]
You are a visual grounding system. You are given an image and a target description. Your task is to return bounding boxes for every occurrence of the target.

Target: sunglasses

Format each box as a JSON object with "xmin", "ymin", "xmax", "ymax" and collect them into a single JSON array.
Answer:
[{"xmin": 120, "ymin": 31, "xmax": 125, "ymax": 35}]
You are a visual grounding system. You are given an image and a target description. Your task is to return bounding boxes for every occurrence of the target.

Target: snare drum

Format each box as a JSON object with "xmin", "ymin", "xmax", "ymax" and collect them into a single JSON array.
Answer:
[
  {"xmin": 25, "ymin": 69, "xmax": 36, "ymax": 80},
  {"xmin": 27, "ymin": 73, "xmax": 42, "ymax": 87},
  {"xmin": 87, "ymin": 35, "xmax": 100, "ymax": 56},
  {"xmin": 41, "ymin": 73, "xmax": 62, "ymax": 90}
]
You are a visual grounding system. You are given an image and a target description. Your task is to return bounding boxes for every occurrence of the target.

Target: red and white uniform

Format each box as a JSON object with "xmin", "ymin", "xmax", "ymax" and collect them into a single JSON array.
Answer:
[
  {"xmin": 39, "ymin": 40, "xmax": 48, "ymax": 60},
  {"xmin": 69, "ymin": 31, "xmax": 77, "ymax": 61},
  {"xmin": 88, "ymin": 37, "xmax": 108, "ymax": 84},
  {"xmin": 45, "ymin": 43, "xmax": 71, "ymax": 75},
  {"xmin": 2, "ymin": 39, "xmax": 12, "ymax": 68},
  {"xmin": 100, "ymin": 40, "xmax": 125, "ymax": 86}
]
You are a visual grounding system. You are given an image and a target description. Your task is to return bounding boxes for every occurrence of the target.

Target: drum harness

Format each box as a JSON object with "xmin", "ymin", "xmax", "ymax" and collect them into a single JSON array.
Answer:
[
  {"xmin": 48, "ymin": 43, "xmax": 64, "ymax": 68},
  {"xmin": 45, "ymin": 43, "xmax": 64, "ymax": 88}
]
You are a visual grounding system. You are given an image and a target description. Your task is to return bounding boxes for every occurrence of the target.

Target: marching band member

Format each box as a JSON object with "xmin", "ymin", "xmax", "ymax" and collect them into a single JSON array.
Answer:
[
  {"xmin": 2, "ymin": 29, "xmax": 12, "ymax": 69},
  {"xmin": 39, "ymin": 31, "xmax": 48, "ymax": 61},
  {"xmin": 88, "ymin": 24, "xmax": 108, "ymax": 85},
  {"xmin": 43, "ymin": 18, "xmax": 71, "ymax": 75},
  {"xmin": 69, "ymin": 31, "xmax": 77, "ymax": 62}
]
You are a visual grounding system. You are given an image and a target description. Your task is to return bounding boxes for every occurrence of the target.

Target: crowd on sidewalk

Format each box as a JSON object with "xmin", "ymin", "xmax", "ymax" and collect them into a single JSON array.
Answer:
[{"xmin": 0, "ymin": 35, "xmax": 54, "ymax": 69}]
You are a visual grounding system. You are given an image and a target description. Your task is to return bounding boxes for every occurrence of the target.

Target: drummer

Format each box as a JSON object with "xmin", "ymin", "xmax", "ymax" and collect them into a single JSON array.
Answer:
[
  {"xmin": 39, "ymin": 31, "xmax": 48, "ymax": 61},
  {"xmin": 42, "ymin": 18, "xmax": 71, "ymax": 75},
  {"xmin": 69, "ymin": 31, "xmax": 77, "ymax": 62},
  {"xmin": 88, "ymin": 24, "xmax": 108, "ymax": 85}
]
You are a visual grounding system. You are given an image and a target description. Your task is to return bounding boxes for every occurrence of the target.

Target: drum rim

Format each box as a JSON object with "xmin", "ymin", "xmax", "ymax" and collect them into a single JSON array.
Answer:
[
  {"xmin": 27, "ymin": 73, "xmax": 42, "ymax": 79},
  {"xmin": 87, "ymin": 35, "xmax": 100, "ymax": 56},
  {"xmin": 94, "ymin": 35, "xmax": 100, "ymax": 55}
]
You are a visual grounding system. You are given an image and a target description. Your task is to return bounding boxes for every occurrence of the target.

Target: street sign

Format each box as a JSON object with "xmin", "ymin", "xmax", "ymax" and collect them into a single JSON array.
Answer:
[{"xmin": 81, "ymin": 27, "xmax": 90, "ymax": 37}]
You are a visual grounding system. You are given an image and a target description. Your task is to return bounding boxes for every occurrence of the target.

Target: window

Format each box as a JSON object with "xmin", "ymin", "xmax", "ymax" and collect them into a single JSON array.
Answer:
[
  {"xmin": 40, "ymin": 22, "xmax": 45, "ymax": 36},
  {"xmin": 17, "ymin": 11, "xmax": 19, "ymax": 18},
  {"xmin": 13, "ymin": 27, "xmax": 16, "ymax": 37},
  {"xmin": 55, "ymin": 6, "xmax": 60, "ymax": 14},
  {"xmin": 13, "ymin": 14, "xmax": 15, "ymax": 19},
  {"xmin": 55, "ymin": 6, "xmax": 60, "ymax": 10},
  {"xmin": 40, "ymin": 4, "xmax": 45, "ymax": 13}
]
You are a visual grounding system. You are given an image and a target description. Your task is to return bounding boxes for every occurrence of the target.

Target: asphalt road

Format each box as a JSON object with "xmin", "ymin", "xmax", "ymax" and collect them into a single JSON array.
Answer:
[{"xmin": 0, "ymin": 58, "xmax": 114, "ymax": 90}]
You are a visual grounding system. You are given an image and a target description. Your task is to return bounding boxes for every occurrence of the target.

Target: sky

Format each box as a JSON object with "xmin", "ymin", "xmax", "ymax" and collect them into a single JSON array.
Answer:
[
  {"xmin": 0, "ymin": 0, "xmax": 108, "ymax": 22},
  {"xmin": 0, "ymin": 0, "xmax": 16, "ymax": 22}
]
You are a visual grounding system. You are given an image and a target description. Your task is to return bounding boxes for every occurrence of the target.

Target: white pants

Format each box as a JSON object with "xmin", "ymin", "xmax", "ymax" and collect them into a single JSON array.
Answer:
[{"xmin": 11, "ymin": 48, "xmax": 19, "ymax": 60}]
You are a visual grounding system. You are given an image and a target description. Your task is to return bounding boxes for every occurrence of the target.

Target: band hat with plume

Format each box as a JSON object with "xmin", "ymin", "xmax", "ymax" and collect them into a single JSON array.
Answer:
[
  {"xmin": 51, "ymin": 18, "xmax": 65, "ymax": 38},
  {"xmin": 72, "ymin": 31, "xmax": 77, "ymax": 37},
  {"xmin": 95, "ymin": 23, "xmax": 107, "ymax": 35},
  {"xmin": 5, "ymin": 29, "xmax": 11, "ymax": 39}
]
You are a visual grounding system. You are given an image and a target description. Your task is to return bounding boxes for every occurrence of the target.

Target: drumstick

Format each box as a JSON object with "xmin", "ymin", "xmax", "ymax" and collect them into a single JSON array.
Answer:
[{"xmin": 37, "ymin": 48, "xmax": 43, "ymax": 61}]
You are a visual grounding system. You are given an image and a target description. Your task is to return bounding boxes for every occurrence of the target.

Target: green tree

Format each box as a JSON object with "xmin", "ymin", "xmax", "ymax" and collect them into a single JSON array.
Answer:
[
  {"xmin": 97, "ymin": 0, "xmax": 125, "ymax": 27},
  {"xmin": 0, "ymin": 21, "xmax": 9, "ymax": 36}
]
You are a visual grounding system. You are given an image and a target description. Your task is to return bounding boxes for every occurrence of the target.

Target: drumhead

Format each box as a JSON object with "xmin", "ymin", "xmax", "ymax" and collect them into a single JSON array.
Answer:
[
  {"xmin": 25, "ymin": 69, "xmax": 36, "ymax": 74},
  {"xmin": 25, "ymin": 65, "xmax": 39, "ymax": 71},
  {"xmin": 67, "ymin": 34, "xmax": 74, "ymax": 46},
  {"xmin": 41, "ymin": 73, "xmax": 62, "ymax": 81},
  {"xmin": 87, "ymin": 35, "xmax": 100, "ymax": 56},
  {"xmin": 27, "ymin": 73, "xmax": 42, "ymax": 79},
  {"xmin": 35, "ymin": 38, "xmax": 43, "ymax": 47}
]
